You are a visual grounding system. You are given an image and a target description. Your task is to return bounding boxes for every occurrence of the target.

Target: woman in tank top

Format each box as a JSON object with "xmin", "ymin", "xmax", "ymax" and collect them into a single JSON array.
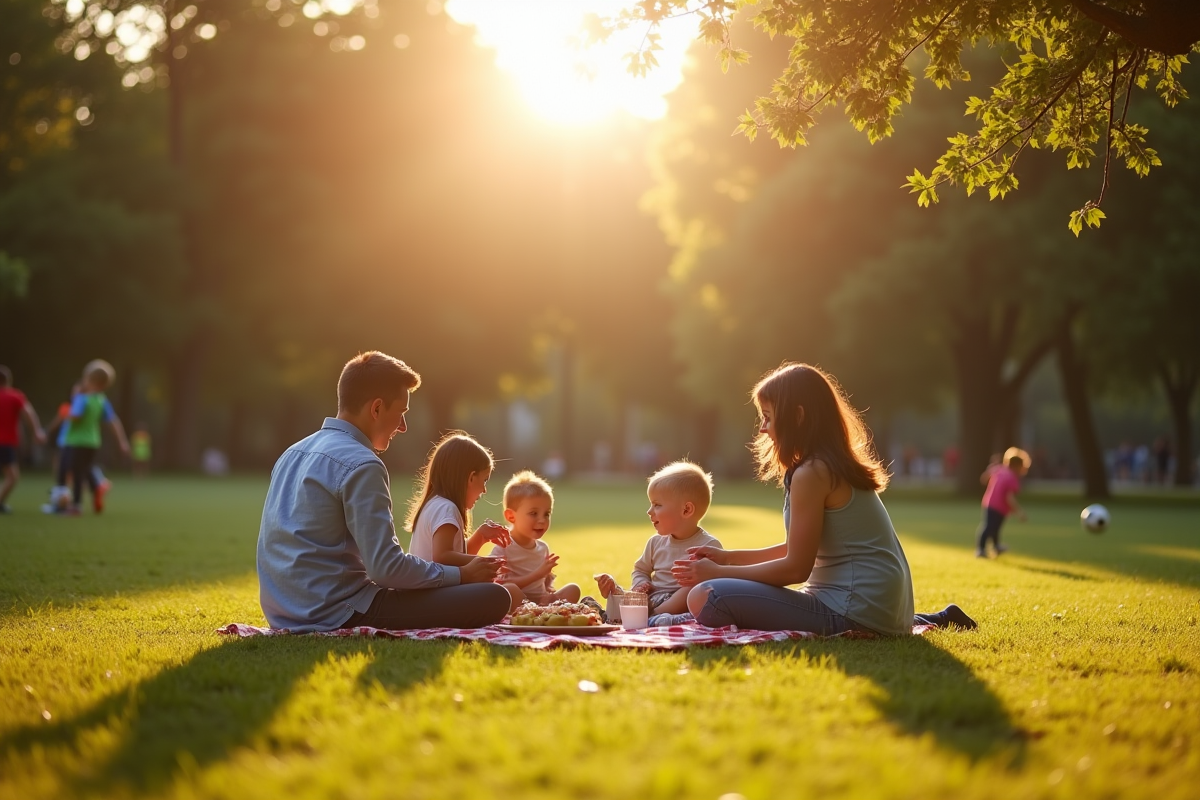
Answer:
[{"xmin": 672, "ymin": 363, "xmax": 976, "ymax": 635}]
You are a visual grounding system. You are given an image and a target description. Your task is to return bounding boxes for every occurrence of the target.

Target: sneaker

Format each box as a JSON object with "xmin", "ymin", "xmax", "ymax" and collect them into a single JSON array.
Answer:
[
  {"xmin": 918, "ymin": 604, "xmax": 978, "ymax": 631},
  {"xmin": 41, "ymin": 503, "xmax": 62, "ymax": 515},
  {"xmin": 0, "ymin": 504, "xmax": 12, "ymax": 514},
  {"xmin": 94, "ymin": 479, "xmax": 112, "ymax": 514},
  {"xmin": 975, "ymin": 550, "xmax": 988, "ymax": 558},
  {"xmin": 994, "ymin": 544, "xmax": 1008, "ymax": 555},
  {"xmin": 649, "ymin": 612, "xmax": 694, "ymax": 627}
]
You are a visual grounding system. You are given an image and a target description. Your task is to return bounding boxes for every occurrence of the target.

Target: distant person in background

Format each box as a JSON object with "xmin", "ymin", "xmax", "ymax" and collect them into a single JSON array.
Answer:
[
  {"xmin": 131, "ymin": 424, "xmax": 152, "ymax": 477},
  {"xmin": 43, "ymin": 383, "xmax": 80, "ymax": 514},
  {"xmin": 941, "ymin": 444, "xmax": 960, "ymax": 479},
  {"xmin": 0, "ymin": 366, "xmax": 48, "ymax": 514},
  {"xmin": 61, "ymin": 361, "xmax": 130, "ymax": 516},
  {"xmin": 43, "ymin": 383, "xmax": 110, "ymax": 513},
  {"xmin": 1151, "ymin": 436, "xmax": 1171, "ymax": 484},
  {"xmin": 976, "ymin": 447, "xmax": 1030, "ymax": 558}
]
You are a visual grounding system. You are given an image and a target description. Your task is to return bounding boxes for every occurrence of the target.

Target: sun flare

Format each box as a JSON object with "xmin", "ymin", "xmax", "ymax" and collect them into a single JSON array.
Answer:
[{"xmin": 444, "ymin": 0, "xmax": 696, "ymax": 126}]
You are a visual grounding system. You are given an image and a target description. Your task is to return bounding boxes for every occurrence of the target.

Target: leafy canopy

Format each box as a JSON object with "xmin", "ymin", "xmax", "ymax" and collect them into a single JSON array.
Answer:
[{"xmin": 593, "ymin": 1, "xmax": 1199, "ymax": 233}]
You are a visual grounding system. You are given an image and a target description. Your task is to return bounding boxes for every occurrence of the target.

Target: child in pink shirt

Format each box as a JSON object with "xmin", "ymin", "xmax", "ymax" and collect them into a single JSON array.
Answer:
[{"xmin": 976, "ymin": 447, "xmax": 1030, "ymax": 557}]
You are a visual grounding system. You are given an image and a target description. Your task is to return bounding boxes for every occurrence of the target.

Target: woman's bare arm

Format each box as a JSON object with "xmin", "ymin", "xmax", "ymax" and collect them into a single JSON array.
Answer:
[{"xmin": 675, "ymin": 464, "xmax": 827, "ymax": 587}]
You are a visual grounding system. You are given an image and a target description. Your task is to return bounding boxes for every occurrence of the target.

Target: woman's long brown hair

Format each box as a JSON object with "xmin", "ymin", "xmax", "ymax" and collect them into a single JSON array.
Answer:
[
  {"xmin": 751, "ymin": 363, "xmax": 888, "ymax": 492},
  {"xmin": 405, "ymin": 431, "xmax": 494, "ymax": 534}
]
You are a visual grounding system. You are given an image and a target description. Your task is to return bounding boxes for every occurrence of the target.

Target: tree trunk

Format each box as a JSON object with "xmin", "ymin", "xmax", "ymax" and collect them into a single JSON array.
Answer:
[
  {"xmin": 163, "ymin": 333, "xmax": 210, "ymax": 469},
  {"xmin": 160, "ymin": 21, "xmax": 209, "ymax": 470},
  {"xmin": 427, "ymin": 384, "xmax": 459, "ymax": 441},
  {"xmin": 117, "ymin": 365, "xmax": 137, "ymax": 436},
  {"xmin": 226, "ymin": 399, "xmax": 247, "ymax": 470},
  {"xmin": 611, "ymin": 394, "xmax": 629, "ymax": 474},
  {"xmin": 693, "ymin": 406, "xmax": 720, "ymax": 471},
  {"xmin": 1161, "ymin": 366, "xmax": 1198, "ymax": 487},
  {"xmin": 994, "ymin": 393, "xmax": 1021, "ymax": 455},
  {"xmin": 558, "ymin": 341, "xmax": 574, "ymax": 475},
  {"xmin": 1055, "ymin": 324, "xmax": 1110, "ymax": 499},
  {"xmin": 949, "ymin": 310, "xmax": 1054, "ymax": 495},
  {"xmin": 951, "ymin": 318, "xmax": 1004, "ymax": 496},
  {"xmin": 273, "ymin": 396, "xmax": 300, "ymax": 460}
]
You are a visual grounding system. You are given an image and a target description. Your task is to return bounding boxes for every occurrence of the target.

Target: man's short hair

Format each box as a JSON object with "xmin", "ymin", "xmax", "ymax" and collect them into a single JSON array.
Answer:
[
  {"xmin": 0, "ymin": 365, "xmax": 11, "ymax": 387},
  {"xmin": 504, "ymin": 470, "xmax": 554, "ymax": 510},
  {"xmin": 337, "ymin": 351, "xmax": 421, "ymax": 412},
  {"xmin": 647, "ymin": 460, "xmax": 714, "ymax": 517}
]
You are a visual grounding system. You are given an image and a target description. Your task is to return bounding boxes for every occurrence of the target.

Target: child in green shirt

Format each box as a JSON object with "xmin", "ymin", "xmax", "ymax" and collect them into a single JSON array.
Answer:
[{"xmin": 63, "ymin": 361, "xmax": 129, "ymax": 515}]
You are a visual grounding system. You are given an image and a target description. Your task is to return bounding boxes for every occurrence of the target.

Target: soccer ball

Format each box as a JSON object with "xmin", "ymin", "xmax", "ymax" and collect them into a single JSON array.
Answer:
[{"xmin": 1080, "ymin": 504, "xmax": 1110, "ymax": 533}]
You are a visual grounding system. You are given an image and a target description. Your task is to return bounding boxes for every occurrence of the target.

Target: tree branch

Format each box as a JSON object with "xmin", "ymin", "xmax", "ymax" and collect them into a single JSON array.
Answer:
[
  {"xmin": 898, "ymin": 2, "xmax": 964, "ymax": 65},
  {"xmin": 1067, "ymin": 0, "xmax": 1200, "ymax": 55}
]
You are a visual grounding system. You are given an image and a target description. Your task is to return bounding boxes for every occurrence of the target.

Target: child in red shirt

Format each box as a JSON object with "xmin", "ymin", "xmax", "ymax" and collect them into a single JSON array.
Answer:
[
  {"xmin": 0, "ymin": 366, "xmax": 47, "ymax": 513},
  {"xmin": 976, "ymin": 447, "xmax": 1030, "ymax": 557}
]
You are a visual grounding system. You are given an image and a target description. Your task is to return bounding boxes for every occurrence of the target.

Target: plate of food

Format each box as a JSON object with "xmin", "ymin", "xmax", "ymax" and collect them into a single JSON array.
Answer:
[
  {"xmin": 495, "ymin": 623, "xmax": 621, "ymax": 636},
  {"xmin": 496, "ymin": 600, "xmax": 618, "ymax": 635}
]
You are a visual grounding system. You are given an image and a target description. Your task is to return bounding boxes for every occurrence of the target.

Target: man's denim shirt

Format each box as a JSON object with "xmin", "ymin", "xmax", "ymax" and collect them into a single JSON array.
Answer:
[{"xmin": 257, "ymin": 417, "xmax": 460, "ymax": 631}]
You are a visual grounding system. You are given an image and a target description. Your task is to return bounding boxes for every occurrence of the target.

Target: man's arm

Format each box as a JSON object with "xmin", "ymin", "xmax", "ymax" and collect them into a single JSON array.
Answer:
[{"xmin": 342, "ymin": 461, "xmax": 461, "ymax": 589}]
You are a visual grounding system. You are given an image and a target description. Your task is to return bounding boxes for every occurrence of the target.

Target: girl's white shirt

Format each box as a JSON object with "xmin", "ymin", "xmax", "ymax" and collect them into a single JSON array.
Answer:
[{"xmin": 409, "ymin": 495, "xmax": 464, "ymax": 561}]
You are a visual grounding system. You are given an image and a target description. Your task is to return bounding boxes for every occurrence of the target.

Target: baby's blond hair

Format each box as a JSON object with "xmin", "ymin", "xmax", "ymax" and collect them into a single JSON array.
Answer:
[
  {"xmin": 503, "ymin": 470, "xmax": 554, "ymax": 511},
  {"xmin": 647, "ymin": 460, "xmax": 713, "ymax": 518}
]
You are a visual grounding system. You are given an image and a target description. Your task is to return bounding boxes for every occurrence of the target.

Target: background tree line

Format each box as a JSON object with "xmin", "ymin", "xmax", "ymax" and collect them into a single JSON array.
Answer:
[{"xmin": 1, "ymin": 1, "xmax": 1196, "ymax": 495}]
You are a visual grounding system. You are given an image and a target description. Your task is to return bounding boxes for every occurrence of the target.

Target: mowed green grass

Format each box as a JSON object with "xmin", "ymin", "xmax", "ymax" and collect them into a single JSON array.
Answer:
[{"xmin": 1, "ymin": 475, "xmax": 1198, "ymax": 800}]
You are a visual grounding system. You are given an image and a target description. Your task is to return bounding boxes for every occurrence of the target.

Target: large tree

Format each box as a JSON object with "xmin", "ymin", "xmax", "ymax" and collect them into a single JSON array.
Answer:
[{"xmin": 602, "ymin": 0, "xmax": 1198, "ymax": 233}]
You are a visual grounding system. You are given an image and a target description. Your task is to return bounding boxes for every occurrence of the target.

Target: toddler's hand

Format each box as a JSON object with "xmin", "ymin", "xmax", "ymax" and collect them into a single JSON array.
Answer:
[
  {"xmin": 594, "ymin": 573, "xmax": 618, "ymax": 598},
  {"xmin": 478, "ymin": 520, "xmax": 512, "ymax": 547}
]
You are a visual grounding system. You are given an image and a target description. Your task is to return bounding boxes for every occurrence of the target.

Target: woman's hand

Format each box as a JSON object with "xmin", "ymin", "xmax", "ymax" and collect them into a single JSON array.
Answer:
[
  {"xmin": 671, "ymin": 555, "xmax": 720, "ymax": 587},
  {"xmin": 474, "ymin": 519, "xmax": 511, "ymax": 548},
  {"xmin": 687, "ymin": 545, "xmax": 730, "ymax": 565}
]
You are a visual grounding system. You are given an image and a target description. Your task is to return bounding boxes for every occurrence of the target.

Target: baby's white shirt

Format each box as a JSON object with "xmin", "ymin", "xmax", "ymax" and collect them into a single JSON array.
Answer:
[{"xmin": 490, "ymin": 538, "xmax": 552, "ymax": 599}]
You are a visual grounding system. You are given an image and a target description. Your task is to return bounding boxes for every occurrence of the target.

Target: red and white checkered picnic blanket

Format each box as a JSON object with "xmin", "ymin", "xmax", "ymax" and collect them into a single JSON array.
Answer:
[{"xmin": 217, "ymin": 622, "xmax": 936, "ymax": 649}]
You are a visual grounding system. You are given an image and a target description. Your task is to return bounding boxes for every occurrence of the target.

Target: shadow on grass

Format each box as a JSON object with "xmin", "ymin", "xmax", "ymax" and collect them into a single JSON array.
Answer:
[
  {"xmin": 1011, "ymin": 564, "xmax": 1099, "ymax": 582},
  {"xmin": 687, "ymin": 634, "xmax": 1024, "ymax": 764},
  {"xmin": 0, "ymin": 635, "xmax": 466, "ymax": 797}
]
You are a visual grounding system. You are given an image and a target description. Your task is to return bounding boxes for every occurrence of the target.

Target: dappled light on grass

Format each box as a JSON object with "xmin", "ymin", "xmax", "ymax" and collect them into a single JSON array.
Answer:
[{"xmin": 2, "ymin": 479, "xmax": 1198, "ymax": 799}]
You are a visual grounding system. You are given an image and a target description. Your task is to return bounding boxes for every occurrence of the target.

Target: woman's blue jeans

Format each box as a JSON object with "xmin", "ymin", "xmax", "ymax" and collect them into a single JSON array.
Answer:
[{"xmin": 694, "ymin": 578, "xmax": 867, "ymax": 634}]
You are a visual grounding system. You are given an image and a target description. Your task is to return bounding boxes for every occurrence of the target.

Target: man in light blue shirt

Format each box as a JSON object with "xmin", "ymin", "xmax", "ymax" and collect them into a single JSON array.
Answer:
[{"xmin": 257, "ymin": 351, "xmax": 510, "ymax": 631}]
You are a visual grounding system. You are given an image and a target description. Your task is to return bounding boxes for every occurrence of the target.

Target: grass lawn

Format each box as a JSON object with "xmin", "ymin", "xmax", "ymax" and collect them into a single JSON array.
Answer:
[{"xmin": 1, "ymin": 474, "xmax": 1198, "ymax": 800}]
